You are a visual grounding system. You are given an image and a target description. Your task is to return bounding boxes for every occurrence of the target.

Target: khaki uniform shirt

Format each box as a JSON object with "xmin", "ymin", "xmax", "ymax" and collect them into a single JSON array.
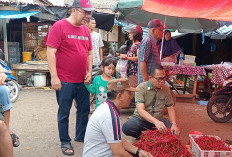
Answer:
[{"xmin": 133, "ymin": 80, "xmax": 173, "ymax": 120}]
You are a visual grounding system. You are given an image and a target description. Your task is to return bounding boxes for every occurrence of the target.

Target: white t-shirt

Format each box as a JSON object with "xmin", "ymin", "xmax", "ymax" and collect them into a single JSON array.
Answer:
[
  {"xmin": 91, "ymin": 31, "xmax": 104, "ymax": 66},
  {"xmin": 83, "ymin": 100, "xmax": 122, "ymax": 157}
]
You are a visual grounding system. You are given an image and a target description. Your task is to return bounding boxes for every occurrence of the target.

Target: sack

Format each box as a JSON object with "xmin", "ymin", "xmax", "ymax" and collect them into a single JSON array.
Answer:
[{"xmin": 116, "ymin": 59, "xmax": 128, "ymax": 78}]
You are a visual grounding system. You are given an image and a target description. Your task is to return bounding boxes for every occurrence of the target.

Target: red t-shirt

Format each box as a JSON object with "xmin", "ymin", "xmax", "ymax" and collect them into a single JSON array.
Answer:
[{"xmin": 46, "ymin": 19, "xmax": 92, "ymax": 83}]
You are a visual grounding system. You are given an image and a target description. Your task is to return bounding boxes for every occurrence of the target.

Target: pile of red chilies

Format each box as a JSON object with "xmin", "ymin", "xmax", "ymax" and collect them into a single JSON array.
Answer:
[
  {"xmin": 194, "ymin": 136, "xmax": 231, "ymax": 151},
  {"xmin": 133, "ymin": 129, "xmax": 192, "ymax": 157}
]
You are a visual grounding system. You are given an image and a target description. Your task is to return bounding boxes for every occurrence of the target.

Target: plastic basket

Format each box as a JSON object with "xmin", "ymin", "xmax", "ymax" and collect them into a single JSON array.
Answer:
[{"xmin": 189, "ymin": 134, "xmax": 232, "ymax": 157}]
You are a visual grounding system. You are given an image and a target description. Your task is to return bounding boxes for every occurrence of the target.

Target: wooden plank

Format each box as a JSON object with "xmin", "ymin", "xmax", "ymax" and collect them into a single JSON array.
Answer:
[
  {"xmin": 192, "ymin": 76, "xmax": 198, "ymax": 103},
  {"xmin": 12, "ymin": 64, "xmax": 49, "ymax": 72},
  {"xmin": 183, "ymin": 75, "xmax": 188, "ymax": 94},
  {"xmin": 175, "ymin": 94, "xmax": 196, "ymax": 98}
]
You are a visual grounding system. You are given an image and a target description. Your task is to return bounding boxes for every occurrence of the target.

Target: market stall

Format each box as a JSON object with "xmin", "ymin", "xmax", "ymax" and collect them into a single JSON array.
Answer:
[
  {"xmin": 164, "ymin": 65, "xmax": 206, "ymax": 103},
  {"xmin": 12, "ymin": 61, "xmax": 49, "ymax": 86}
]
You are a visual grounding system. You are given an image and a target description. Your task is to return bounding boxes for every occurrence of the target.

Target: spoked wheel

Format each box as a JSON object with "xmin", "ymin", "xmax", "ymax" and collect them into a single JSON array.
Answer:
[
  {"xmin": 6, "ymin": 80, "xmax": 19, "ymax": 103},
  {"xmin": 207, "ymin": 95, "xmax": 232, "ymax": 123}
]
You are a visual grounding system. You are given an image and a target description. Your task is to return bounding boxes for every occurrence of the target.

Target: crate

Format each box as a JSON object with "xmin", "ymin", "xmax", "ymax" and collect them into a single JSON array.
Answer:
[
  {"xmin": 189, "ymin": 134, "xmax": 232, "ymax": 157},
  {"xmin": 184, "ymin": 55, "xmax": 196, "ymax": 63}
]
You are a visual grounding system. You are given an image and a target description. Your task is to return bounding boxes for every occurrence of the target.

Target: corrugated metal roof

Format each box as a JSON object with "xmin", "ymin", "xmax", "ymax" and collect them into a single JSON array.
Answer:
[
  {"xmin": 0, "ymin": 0, "xmax": 52, "ymax": 6},
  {"xmin": 0, "ymin": 0, "xmax": 119, "ymax": 9},
  {"xmin": 91, "ymin": 0, "xmax": 119, "ymax": 9},
  {"xmin": 63, "ymin": 0, "xmax": 118, "ymax": 9},
  {"xmin": 0, "ymin": 0, "xmax": 61, "ymax": 6}
]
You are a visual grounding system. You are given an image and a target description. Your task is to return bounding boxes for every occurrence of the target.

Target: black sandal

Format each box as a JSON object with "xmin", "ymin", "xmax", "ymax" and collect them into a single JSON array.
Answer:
[
  {"xmin": 61, "ymin": 144, "xmax": 74, "ymax": 156},
  {"xmin": 11, "ymin": 133, "xmax": 20, "ymax": 147}
]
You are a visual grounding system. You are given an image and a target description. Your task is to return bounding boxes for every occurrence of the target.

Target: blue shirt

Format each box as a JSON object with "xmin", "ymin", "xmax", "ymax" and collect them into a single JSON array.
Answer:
[{"xmin": 138, "ymin": 34, "xmax": 161, "ymax": 84}]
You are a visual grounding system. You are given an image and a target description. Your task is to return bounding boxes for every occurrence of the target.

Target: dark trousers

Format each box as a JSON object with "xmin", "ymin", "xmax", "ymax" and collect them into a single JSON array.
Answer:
[
  {"xmin": 56, "ymin": 82, "xmax": 90, "ymax": 145},
  {"xmin": 122, "ymin": 117, "xmax": 172, "ymax": 139}
]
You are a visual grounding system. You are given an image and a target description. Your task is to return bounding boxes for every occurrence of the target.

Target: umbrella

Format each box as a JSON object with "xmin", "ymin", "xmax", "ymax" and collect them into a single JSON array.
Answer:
[{"xmin": 114, "ymin": 0, "xmax": 223, "ymax": 33}]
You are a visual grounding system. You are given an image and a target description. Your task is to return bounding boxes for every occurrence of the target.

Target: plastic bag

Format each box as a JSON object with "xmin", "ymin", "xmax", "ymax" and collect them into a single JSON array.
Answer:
[{"xmin": 116, "ymin": 59, "xmax": 128, "ymax": 78}]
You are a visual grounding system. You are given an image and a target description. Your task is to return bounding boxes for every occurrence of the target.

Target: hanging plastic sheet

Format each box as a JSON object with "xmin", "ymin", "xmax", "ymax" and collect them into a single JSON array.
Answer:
[{"xmin": 0, "ymin": 10, "xmax": 40, "ymax": 19}]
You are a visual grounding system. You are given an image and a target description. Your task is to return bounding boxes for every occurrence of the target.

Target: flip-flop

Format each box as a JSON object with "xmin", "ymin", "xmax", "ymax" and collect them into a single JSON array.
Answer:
[
  {"xmin": 11, "ymin": 133, "xmax": 20, "ymax": 147},
  {"xmin": 61, "ymin": 144, "xmax": 74, "ymax": 156}
]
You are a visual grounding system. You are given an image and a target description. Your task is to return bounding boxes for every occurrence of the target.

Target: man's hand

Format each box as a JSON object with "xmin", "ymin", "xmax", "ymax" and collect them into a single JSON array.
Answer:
[
  {"xmin": 139, "ymin": 150, "xmax": 153, "ymax": 157},
  {"xmin": 0, "ymin": 73, "xmax": 7, "ymax": 85},
  {"xmin": 171, "ymin": 124, "xmax": 180, "ymax": 136},
  {"xmin": 51, "ymin": 76, "xmax": 61, "ymax": 91},
  {"xmin": 154, "ymin": 120, "xmax": 167, "ymax": 133},
  {"xmin": 84, "ymin": 72, "xmax": 92, "ymax": 84}
]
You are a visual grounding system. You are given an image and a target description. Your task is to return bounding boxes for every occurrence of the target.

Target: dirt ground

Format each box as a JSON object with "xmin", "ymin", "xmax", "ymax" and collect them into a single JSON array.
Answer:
[{"xmin": 10, "ymin": 88, "xmax": 232, "ymax": 157}]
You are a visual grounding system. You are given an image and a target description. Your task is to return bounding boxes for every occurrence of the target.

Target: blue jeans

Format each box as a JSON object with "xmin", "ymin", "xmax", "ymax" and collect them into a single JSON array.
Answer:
[
  {"xmin": 56, "ymin": 82, "xmax": 90, "ymax": 145},
  {"xmin": 0, "ymin": 85, "xmax": 13, "ymax": 112},
  {"xmin": 122, "ymin": 117, "xmax": 172, "ymax": 139}
]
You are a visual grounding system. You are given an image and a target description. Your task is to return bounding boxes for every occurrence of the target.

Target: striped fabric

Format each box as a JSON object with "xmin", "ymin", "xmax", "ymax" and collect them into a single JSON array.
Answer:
[{"xmin": 106, "ymin": 100, "xmax": 121, "ymax": 140}]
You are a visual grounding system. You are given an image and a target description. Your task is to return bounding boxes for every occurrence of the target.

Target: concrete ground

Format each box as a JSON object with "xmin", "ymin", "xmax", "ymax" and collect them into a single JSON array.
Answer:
[{"xmin": 10, "ymin": 88, "xmax": 232, "ymax": 157}]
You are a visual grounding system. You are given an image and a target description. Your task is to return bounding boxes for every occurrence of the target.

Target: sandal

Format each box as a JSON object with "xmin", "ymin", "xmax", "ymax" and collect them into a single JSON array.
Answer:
[
  {"xmin": 11, "ymin": 133, "xmax": 20, "ymax": 147},
  {"xmin": 61, "ymin": 144, "xmax": 74, "ymax": 156}
]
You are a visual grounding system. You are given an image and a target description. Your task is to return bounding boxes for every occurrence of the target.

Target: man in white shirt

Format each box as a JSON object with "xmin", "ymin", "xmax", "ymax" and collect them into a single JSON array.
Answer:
[
  {"xmin": 83, "ymin": 78, "xmax": 153, "ymax": 157},
  {"xmin": 87, "ymin": 17, "xmax": 104, "ymax": 67}
]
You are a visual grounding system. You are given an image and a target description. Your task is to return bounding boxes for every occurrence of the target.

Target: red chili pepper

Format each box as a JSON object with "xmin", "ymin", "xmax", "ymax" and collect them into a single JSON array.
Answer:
[
  {"xmin": 133, "ymin": 129, "xmax": 192, "ymax": 157},
  {"xmin": 194, "ymin": 136, "xmax": 230, "ymax": 151}
]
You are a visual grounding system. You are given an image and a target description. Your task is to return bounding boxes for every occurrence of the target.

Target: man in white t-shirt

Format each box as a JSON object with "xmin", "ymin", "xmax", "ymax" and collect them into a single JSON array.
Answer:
[
  {"xmin": 87, "ymin": 17, "xmax": 104, "ymax": 67},
  {"xmin": 83, "ymin": 78, "xmax": 153, "ymax": 157}
]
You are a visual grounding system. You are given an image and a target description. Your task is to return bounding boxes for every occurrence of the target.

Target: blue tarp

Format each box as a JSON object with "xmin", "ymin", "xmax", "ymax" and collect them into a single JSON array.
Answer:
[{"xmin": 0, "ymin": 10, "xmax": 40, "ymax": 19}]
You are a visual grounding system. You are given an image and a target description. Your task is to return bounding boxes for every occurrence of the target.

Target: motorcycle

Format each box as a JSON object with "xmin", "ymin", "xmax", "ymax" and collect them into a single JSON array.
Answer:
[
  {"xmin": 0, "ymin": 59, "xmax": 20, "ymax": 103},
  {"xmin": 207, "ymin": 74, "xmax": 232, "ymax": 123}
]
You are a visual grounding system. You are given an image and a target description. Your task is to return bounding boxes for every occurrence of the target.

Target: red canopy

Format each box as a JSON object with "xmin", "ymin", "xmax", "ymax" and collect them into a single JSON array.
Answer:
[{"xmin": 142, "ymin": 0, "xmax": 232, "ymax": 22}]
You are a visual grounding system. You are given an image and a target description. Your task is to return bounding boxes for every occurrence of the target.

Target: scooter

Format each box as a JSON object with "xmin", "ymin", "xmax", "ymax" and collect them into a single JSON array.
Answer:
[
  {"xmin": 207, "ymin": 74, "xmax": 232, "ymax": 123},
  {"xmin": 0, "ymin": 59, "xmax": 20, "ymax": 103}
]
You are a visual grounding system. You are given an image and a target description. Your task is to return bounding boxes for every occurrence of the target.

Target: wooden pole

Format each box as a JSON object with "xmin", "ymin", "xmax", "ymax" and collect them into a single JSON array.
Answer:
[
  {"xmin": 192, "ymin": 34, "xmax": 197, "ymax": 56},
  {"xmin": 3, "ymin": 19, "xmax": 8, "ymax": 61}
]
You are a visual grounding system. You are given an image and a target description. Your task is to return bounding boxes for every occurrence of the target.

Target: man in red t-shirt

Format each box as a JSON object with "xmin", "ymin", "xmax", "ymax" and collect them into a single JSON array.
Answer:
[{"xmin": 46, "ymin": 0, "xmax": 93, "ymax": 155}]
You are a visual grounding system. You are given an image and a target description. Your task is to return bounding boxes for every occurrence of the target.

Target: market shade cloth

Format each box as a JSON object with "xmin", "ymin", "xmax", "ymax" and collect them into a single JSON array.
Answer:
[
  {"xmin": 115, "ymin": 0, "xmax": 221, "ymax": 33},
  {"xmin": 0, "ymin": 10, "xmax": 40, "ymax": 19},
  {"xmin": 142, "ymin": 0, "xmax": 232, "ymax": 22}
]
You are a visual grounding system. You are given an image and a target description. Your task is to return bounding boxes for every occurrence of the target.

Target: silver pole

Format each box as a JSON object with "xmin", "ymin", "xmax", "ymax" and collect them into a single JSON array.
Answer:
[{"xmin": 160, "ymin": 16, "xmax": 167, "ymax": 60}]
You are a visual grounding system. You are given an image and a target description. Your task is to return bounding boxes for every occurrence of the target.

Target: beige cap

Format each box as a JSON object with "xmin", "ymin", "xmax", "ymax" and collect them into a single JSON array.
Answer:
[{"xmin": 107, "ymin": 78, "xmax": 139, "ymax": 92}]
